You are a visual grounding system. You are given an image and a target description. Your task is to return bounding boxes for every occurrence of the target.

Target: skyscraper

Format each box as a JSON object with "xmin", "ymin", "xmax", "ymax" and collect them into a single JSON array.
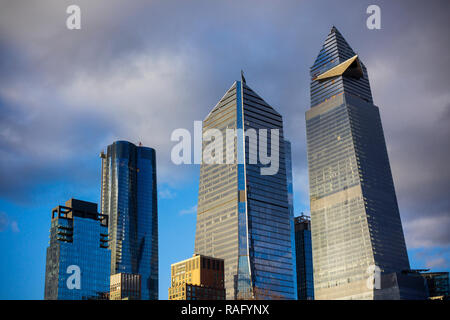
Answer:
[
  {"xmin": 306, "ymin": 27, "xmax": 410, "ymax": 299},
  {"xmin": 194, "ymin": 76, "xmax": 296, "ymax": 300},
  {"xmin": 44, "ymin": 199, "xmax": 110, "ymax": 300},
  {"xmin": 285, "ymin": 139, "xmax": 298, "ymax": 299},
  {"xmin": 294, "ymin": 214, "xmax": 314, "ymax": 300},
  {"xmin": 100, "ymin": 140, "xmax": 158, "ymax": 300}
]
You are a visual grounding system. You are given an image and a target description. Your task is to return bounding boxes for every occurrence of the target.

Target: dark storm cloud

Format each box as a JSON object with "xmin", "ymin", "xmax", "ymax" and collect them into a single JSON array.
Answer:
[{"xmin": 0, "ymin": 0, "xmax": 448, "ymax": 253}]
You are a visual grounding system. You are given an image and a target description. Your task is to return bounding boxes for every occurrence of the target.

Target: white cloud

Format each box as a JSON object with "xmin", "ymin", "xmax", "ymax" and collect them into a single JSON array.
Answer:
[
  {"xmin": 179, "ymin": 205, "xmax": 197, "ymax": 216},
  {"xmin": 10, "ymin": 221, "xmax": 20, "ymax": 233},
  {"xmin": 404, "ymin": 214, "xmax": 450, "ymax": 249},
  {"xmin": 159, "ymin": 188, "xmax": 176, "ymax": 200},
  {"xmin": 0, "ymin": 212, "xmax": 19, "ymax": 233},
  {"xmin": 424, "ymin": 257, "xmax": 448, "ymax": 269}
]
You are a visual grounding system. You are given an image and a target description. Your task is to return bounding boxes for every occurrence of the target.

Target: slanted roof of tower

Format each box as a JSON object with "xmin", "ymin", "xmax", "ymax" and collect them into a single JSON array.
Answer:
[
  {"xmin": 311, "ymin": 26, "xmax": 357, "ymax": 79},
  {"xmin": 242, "ymin": 81, "xmax": 281, "ymax": 117},
  {"xmin": 204, "ymin": 76, "xmax": 282, "ymax": 121},
  {"xmin": 204, "ymin": 81, "xmax": 237, "ymax": 121},
  {"xmin": 241, "ymin": 69, "xmax": 246, "ymax": 84},
  {"xmin": 314, "ymin": 54, "xmax": 363, "ymax": 81}
]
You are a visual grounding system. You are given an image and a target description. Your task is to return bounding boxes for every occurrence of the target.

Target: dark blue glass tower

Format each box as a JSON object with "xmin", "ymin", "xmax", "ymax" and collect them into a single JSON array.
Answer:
[
  {"xmin": 294, "ymin": 215, "xmax": 314, "ymax": 300},
  {"xmin": 306, "ymin": 27, "xmax": 410, "ymax": 299},
  {"xmin": 285, "ymin": 140, "xmax": 298, "ymax": 299},
  {"xmin": 44, "ymin": 199, "xmax": 110, "ymax": 300},
  {"xmin": 101, "ymin": 141, "xmax": 158, "ymax": 300}
]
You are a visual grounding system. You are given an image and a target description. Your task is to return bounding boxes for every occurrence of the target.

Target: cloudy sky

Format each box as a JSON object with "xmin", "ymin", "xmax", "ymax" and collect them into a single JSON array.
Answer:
[{"xmin": 0, "ymin": 0, "xmax": 448, "ymax": 299}]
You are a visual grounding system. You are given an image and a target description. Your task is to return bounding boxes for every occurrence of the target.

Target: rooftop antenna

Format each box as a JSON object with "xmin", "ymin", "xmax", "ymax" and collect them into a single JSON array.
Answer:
[{"xmin": 241, "ymin": 69, "xmax": 246, "ymax": 84}]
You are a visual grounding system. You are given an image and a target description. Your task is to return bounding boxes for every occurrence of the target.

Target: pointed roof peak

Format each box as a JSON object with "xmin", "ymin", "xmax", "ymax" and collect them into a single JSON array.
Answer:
[
  {"xmin": 313, "ymin": 26, "xmax": 356, "ymax": 63},
  {"xmin": 311, "ymin": 26, "xmax": 359, "ymax": 77},
  {"xmin": 329, "ymin": 25, "xmax": 346, "ymax": 40},
  {"xmin": 240, "ymin": 69, "xmax": 246, "ymax": 84},
  {"xmin": 330, "ymin": 25, "xmax": 340, "ymax": 33}
]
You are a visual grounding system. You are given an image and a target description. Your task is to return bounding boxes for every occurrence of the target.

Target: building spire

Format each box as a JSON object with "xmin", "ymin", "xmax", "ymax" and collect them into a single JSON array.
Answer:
[{"xmin": 240, "ymin": 69, "xmax": 246, "ymax": 84}]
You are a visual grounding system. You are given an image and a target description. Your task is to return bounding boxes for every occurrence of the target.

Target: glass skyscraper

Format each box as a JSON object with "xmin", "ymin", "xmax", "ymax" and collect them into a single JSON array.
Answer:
[
  {"xmin": 285, "ymin": 140, "xmax": 298, "ymax": 299},
  {"xmin": 194, "ymin": 76, "xmax": 296, "ymax": 300},
  {"xmin": 294, "ymin": 214, "xmax": 314, "ymax": 300},
  {"xmin": 100, "ymin": 140, "xmax": 158, "ymax": 300},
  {"xmin": 306, "ymin": 27, "xmax": 410, "ymax": 299},
  {"xmin": 421, "ymin": 272, "xmax": 449, "ymax": 299},
  {"xmin": 44, "ymin": 199, "xmax": 110, "ymax": 300}
]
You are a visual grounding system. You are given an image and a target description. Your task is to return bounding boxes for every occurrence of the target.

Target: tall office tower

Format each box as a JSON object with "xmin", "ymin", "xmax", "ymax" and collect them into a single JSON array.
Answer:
[
  {"xmin": 110, "ymin": 273, "xmax": 142, "ymax": 300},
  {"xmin": 306, "ymin": 27, "xmax": 410, "ymax": 299},
  {"xmin": 100, "ymin": 141, "xmax": 158, "ymax": 300},
  {"xmin": 294, "ymin": 214, "xmax": 315, "ymax": 300},
  {"xmin": 285, "ymin": 140, "xmax": 298, "ymax": 299},
  {"xmin": 194, "ymin": 76, "xmax": 296, "ymax": 300},
  {"xmin": 168, "ymin": 254, "xmax": 225, "ymax": 300},
  {"xmin": 44, "ymin": 199, "xmax": 110, "ymax": 300},
  {"xmin": 285, "ymin": 140, "xmax": 294, "ymax": 219},
  {"xmin": 294, "ymin": 214, "xmax": 314, "ymax": 300}
]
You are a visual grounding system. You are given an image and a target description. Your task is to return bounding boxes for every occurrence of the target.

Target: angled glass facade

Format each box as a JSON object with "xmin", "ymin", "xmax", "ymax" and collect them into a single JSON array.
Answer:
[
  {"xmin": 285, "ymin": 140, "xmax": 298, "ymax": 299},
  {"xmin": 101, "ymin": 141, "xmax": 158, "ymax": 300},
  {"xmin": 44, "ymin": 199, "xmax": 110, "ymax": 300},
  {"xmin": 421, "ymin": 272, "xmax": 449, "ymax": 298},
  {"xmin": 195, "ymin": 79, "xmax": 296, "ymax": 300},
  {"xmin": 294, "ymin": 215, "xmax": 314, "ymax": 300},
  {"xmin": 306, "ymin": 27, "xmax": 410, "ymax": 299}
]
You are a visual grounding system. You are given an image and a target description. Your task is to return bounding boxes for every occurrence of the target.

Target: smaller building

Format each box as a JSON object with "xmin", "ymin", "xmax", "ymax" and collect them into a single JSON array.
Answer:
[
  {"xmin": 110, "ymin": 273, "xmax": 141, "ymax": 300},
  {"xmin": 44, "ymin": 199, "xmax": 110, "ymax": 300},
  {"xmin": 420, "ymin": 272, "xmax": 449, "ymax": 299},
  {"xmin": 375, "ymin": 270, "xmax": 429, "ymax": 300},
  {"xmin": 168, "ymin": 254, "xmax": 225, "ymax": 300},
  {"xmin": 294, "ymin": 214, "xmax": 314, "ymax": 300}
]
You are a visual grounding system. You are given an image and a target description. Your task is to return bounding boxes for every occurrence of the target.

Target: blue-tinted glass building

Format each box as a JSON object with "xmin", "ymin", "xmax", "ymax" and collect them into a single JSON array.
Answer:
[
  {"xmin": 294, "ymin": 215, "xmax": 314, "ymax": 300},
  {"xmin": 285, "ymin": 140, "xmax": 298, "ymax": 299},
  {"xmin": 306, "ymin": 27, "xmax": 411, "ymax": 299},
  {"xmin": 195, "ymin": 76, "xmax": 296, "ymax": 299},
  {"xmin": 44, "ymin": 199, "xmax": 110, "ymax": 300},
  {"xmin": 100, "ymin": 141, "xmax": 158, "ymax": 300},
  {"xmin": 421, "ymin": 272, "xmax": 449, "ymax": 299}
]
